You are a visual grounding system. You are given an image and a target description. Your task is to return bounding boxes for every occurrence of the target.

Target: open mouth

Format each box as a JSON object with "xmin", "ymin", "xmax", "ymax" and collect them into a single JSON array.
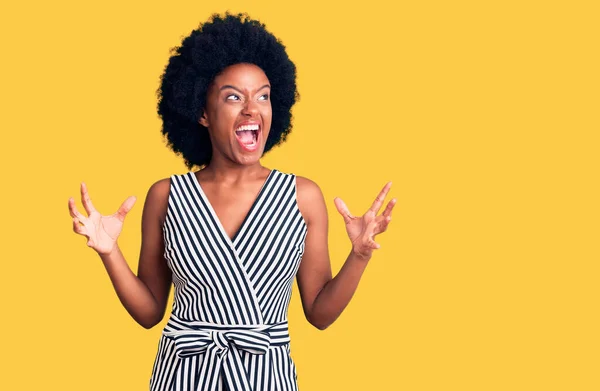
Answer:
[{"xmin": 235, "ymin": 123, "xmax": 260, "ymax": 150}]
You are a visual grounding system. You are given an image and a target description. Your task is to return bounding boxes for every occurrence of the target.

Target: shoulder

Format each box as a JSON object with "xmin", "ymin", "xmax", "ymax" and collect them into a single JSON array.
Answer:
[
  {"xmin": 295, "ymin": 175, "xmax": 322, "ymax": 199},
  {"xmin": 272, "ymin": 169, "xmax": 321, "ymax": 197},
  {"xmin": 143, "ymin": 176, "xmax": 172, "ymax": 224},
  {"xmin": 295, "ymin": 175, "xmax": 327, "ymax": 225},
  {"xmin": 147, "ymin": 176, "xmax": 171, "ymax": 198}
]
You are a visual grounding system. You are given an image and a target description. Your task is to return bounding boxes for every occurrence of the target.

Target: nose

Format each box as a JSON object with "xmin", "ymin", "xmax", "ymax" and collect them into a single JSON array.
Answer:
[{"xmin": 242, "ymin": 99, "xmax": 259, "ymax": 116}]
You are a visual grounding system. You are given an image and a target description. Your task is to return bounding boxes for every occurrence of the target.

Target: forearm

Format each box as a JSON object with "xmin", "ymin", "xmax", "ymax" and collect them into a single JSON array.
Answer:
[
  {"xmin": 307, "ymin": 251, "xmax": 370, "ymax": 330},
  {"xmin": 99, "ymin": 245, "xmax": 163, "ymax": 328}
]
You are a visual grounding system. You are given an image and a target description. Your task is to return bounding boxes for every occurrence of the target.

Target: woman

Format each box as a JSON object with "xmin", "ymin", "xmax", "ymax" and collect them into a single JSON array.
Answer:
[{"xmin": 68, "ymin": 12, "xmax": 395, "ymax": 391}]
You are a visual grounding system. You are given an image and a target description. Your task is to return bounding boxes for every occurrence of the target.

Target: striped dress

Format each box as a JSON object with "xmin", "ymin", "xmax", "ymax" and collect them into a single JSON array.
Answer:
[{"xmin": 150, "ymin": 169, "xmax": 308, "ymax": 391}]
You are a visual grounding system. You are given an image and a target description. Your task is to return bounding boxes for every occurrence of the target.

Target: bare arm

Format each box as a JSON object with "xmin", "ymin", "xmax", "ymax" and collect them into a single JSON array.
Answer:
[
  {"xmin": 69, "ymin": 179, "xmax": 172, "ymax": 329},
  {"xmin": 295, "ymin": 177, "xmax": 395, "ymax": 330}
]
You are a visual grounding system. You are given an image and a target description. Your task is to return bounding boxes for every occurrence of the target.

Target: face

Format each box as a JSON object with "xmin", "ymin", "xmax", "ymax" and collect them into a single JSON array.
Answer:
[{"xmin": 199, "ymin": 63, "xmax": 272, "ymax": 166}]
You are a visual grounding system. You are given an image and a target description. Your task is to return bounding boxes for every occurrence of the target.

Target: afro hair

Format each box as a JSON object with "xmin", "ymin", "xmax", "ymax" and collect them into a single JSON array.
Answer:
[{"xmin": 157, "ymin": 12, "xmax": 299, "ymax": 169}]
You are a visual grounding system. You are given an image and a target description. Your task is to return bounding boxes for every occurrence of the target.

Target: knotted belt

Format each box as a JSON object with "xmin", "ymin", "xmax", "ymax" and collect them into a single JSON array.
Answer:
[{"xmin": 163, "ymin": 314, "xmax": 290, "ymax": 391}]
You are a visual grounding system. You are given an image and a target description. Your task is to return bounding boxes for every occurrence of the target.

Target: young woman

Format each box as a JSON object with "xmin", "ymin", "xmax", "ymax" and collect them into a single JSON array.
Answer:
[{"xmin": 68, "ymin": 12, "xmax": 395, "ymax": 391}]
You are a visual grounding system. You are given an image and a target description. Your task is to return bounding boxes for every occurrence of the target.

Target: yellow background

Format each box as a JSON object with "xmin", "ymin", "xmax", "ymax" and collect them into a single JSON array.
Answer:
[{"xmin": 1, "ymin": 0, "xmax": 599, "ymax": 389}]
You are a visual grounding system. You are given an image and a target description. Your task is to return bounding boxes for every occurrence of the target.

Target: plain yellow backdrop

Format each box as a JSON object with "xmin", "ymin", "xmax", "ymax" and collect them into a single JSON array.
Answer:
[{"xmin": 1, "ymin": 0, "xmax": 599, "ymax": 390}]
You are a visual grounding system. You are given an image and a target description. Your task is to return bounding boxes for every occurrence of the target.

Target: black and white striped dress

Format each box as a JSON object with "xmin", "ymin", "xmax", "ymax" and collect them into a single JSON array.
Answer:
[{"xmin": 150, "ymin": 169, "xmax": 308, "ymax": 391}]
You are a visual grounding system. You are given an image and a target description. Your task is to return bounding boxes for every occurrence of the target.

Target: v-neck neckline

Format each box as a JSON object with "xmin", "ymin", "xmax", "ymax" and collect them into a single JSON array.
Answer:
[{"xmin": 190, "ymin": 169, "xmax": 276, "ymax": 246}]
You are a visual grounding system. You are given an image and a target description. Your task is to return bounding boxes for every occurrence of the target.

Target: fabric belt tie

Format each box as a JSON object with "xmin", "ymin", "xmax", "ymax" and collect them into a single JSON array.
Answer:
[{"xmin": 163, "ymin": 315, "xmax": 290, "ymax": 391}]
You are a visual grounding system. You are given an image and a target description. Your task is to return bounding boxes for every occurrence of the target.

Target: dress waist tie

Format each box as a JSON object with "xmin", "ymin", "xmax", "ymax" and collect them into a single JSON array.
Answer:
[{"xmin": 163, "ymin": 315, "xmax": 290, "ymax": 391}]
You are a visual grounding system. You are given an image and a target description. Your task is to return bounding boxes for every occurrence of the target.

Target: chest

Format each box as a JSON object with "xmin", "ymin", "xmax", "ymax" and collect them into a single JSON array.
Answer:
[{"xmin": 200, "ymin": 184, "xmax": 264, "ymax": 241}]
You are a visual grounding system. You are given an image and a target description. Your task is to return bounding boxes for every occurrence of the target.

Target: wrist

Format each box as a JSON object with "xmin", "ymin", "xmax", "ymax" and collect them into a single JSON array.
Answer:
[
  {"xmin": 350, "ymin": 247, "xmax": 372, "ymax": 262},
  {"xmin": 99, "ymin": 242, "xmax": 121, "ymax": 260}
]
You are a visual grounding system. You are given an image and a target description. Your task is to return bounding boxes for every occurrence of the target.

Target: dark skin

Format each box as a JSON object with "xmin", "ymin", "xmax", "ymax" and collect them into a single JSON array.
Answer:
[{"xmin": 68, "ymin": 63, "xmax": 396, "ymax": 330}]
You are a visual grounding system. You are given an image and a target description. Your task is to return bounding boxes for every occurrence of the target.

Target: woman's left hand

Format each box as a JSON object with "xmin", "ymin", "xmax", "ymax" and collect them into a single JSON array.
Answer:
[{"xmin": 334, "ymin": 182, "xmax": 396, "ymax": 260}]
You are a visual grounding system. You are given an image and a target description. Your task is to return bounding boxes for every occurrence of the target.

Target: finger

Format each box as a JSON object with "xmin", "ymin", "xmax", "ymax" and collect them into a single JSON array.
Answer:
[
  {"xmin": 68, "ymin": 197, "xmax": 87, "ymax": 220},
  {"xmin": 369, "ymin": 181, "xmax": 392, "ymax": 215},
  {"xmin": 360, "ymin": 228, "xmax": 379, "ymax": 247},
  {"xmin": 382, "ymin": 198, "xmax": 397, "ymax": 218},
  {"xmin": 334, "ymin": 197, "xmax": 354, "ymax": 224},
  {"xmin": 369, "ymin": 238, "xmax": 381, "ymax": 249},
  {"xmin": 115, "ymin": 196, "xmax": 137, "ymax": 221},
  {"xmin": 72, "ymin": 217, "xmax": 88, "ymax": 236},
  {"xmin": 80, "ymin": 182, "xmax": 97, "ymax": 215},
  {"xmin": 374, "ymin": 215, "xmax": 392, "ymax": 235},
  {"xmin": 367, "ymin": 214, "xmax": 393, "ymax": 237}
]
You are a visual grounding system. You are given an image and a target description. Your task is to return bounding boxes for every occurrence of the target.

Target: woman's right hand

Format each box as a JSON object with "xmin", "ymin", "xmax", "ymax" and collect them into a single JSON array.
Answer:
[{"xmin": 68, "ymin": 182, "xmax": 137, "ymax": 255}]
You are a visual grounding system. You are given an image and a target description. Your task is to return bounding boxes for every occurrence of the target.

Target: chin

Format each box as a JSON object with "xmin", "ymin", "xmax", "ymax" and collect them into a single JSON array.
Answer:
[{"xmin": 234, "ymin": 151, "xmax": 264, "ymax": 166}]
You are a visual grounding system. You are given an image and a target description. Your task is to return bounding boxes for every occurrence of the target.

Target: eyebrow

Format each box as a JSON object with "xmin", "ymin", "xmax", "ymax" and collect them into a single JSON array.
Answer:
[{"xmin": 220, "ymin": 84, "xmax": 271, "ymax": 93}]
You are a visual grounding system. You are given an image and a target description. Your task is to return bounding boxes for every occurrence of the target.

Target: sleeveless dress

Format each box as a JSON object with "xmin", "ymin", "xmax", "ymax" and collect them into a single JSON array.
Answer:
[{"xmin": 150, "ymin": 169, "xmax": 308, "ymax": 391}]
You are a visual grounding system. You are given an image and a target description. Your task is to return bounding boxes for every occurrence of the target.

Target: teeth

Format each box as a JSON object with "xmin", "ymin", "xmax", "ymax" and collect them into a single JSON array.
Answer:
[{"xmin": 236, "ymin": 124, "xmax": 259, "ymax": 132}]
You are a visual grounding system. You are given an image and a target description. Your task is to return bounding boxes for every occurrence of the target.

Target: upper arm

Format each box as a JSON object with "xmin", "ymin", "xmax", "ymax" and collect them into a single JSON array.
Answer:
[
  {"xmin": 137, "ymin": 177, "xmax": 172, "ymax": 318},
  {"xmin": 295, "ymin": 176, "xmax": 333, "ymax": 318}
]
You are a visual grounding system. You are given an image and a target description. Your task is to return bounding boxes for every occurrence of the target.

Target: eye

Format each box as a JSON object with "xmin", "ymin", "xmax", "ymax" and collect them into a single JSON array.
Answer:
[
  {"xmin": 226, "ymin": 94, "xmax": 241, "ymax": 101},
  {"xmin": 258, "ymin": 94, "xmax": 269, "ymax": 101}
]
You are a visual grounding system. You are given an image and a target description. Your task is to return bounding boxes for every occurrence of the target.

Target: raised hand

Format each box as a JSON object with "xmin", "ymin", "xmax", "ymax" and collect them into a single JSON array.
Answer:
[
  {"xmin": 68, "ymin": 182, "xmax": 137, "ymax": 255},
  {"xmin": 334, "ymin": 182, "xmax": 396, "ymax": 260}
]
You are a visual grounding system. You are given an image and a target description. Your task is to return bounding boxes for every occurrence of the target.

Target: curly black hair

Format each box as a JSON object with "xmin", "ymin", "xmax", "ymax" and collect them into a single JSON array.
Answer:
[{"xmin": 157, "ymin": 12, "xmax": 299, "ymax": 169}]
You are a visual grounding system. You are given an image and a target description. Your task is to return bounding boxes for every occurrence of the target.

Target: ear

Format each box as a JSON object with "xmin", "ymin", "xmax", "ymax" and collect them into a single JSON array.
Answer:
[{"xmin": 199, "ymin": 110, "xmax": 209, "ymax": 128}]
